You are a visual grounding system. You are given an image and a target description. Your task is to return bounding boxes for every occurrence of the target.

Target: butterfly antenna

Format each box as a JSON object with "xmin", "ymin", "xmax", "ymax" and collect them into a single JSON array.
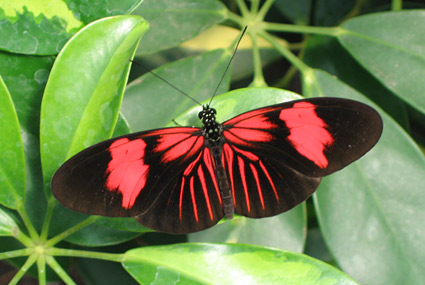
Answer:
[
  {"xmin": 208, "ymin": 26, "xmax": 248, "ymax": 106},
  {"xmin": 130, "ymin": 60, "xmax": 203, "ymax": 106}
]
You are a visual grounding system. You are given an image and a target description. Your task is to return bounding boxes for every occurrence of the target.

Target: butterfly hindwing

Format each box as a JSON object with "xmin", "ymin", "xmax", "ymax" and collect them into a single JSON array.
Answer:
[{"xmin": 221, "ymin": 97, "xmax": 382, "ymax": 217}]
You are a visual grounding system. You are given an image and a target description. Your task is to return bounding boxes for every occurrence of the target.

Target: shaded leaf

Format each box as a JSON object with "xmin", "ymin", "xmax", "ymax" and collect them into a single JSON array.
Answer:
[
  {"xmin": 338, "ymin": 10, "xmax": 425, "ymax": 113},
  {"xmin": 133, "ymin": 0, "xmax": 227, "ymax": 54},
  {"xmin": 0, "ymin": 77, "xmax": 25, "ymax": 209},
  {"xmin": 189, "ymin": 205, "xmax": 306, "ymax": 253},
  {"xmin": 305, "ymin": 70, "xmax": 425, "ymax": 284}
]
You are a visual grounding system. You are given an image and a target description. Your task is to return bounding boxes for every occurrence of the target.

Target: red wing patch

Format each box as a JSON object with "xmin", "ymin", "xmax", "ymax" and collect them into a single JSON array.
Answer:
[
  {"xmin": 279, "ymin": 102, "xmax": 334, "ymax": 168},
  {"xmin": 223, "ymin": 114, "xmax": 276, "ymax": 146},
  {"xmin": 106, "ymin": 138, "xmax": 149, "ymax": 209}
]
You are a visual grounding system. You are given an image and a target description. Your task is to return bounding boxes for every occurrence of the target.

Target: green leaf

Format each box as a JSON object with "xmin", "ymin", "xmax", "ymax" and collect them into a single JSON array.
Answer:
[
  {"xmin": 133, "ymin": 0, "xmax": 227, "ymax": 54},
  {"xmin": 0, "ymin": 207, "xmax": 18, "ymax": 236},
  {"xmin": 189, "ymin": 205, "xmax": 306, "ymax": 252},
  {"xmin": 123, "ymin": 243, "xmax": 358, "ymax": 284},
  {"xmin": 0, "ymin": 76, "xmax": 25, "ymax": 209},
  {"xmin": 338, "ymin": 10, "xmax": 425, "ymax": 114},
  {"xmin": 122, "ymin": 48, "xmax": 232, "ymax": 132},
  {"xmin": 0, "ymin": 0, "xmax": 143, "ymax": 55},
  {"xmin": 40, "ymin": 15, "xmax": 148, "ymax": 191},
  {"xmin": 306, "ymin": 70, "xmax": 425, "ymax": 284},
  {"xmin": 0, "ymin": 51, "xmax": 54, "ymax": 135},
  {"xmin": 303, "ymin": 35, "xmax": 409, "ymax": 129}
]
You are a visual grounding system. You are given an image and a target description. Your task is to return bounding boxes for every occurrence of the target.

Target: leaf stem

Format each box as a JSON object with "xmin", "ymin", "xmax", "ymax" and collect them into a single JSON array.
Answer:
[
  {"xmin": 45, "ymin": 255, "xmax": 76, "ymax": 285},
  {"xmin": 263, "ymin": 22, "xmax": 340, "ymax": 37},
  {"xmin": 37, "ymin": 253, "xmax": 46, "ymax": 285},
  {"xmin": 48, "ymin": 247, "xmax": 125, "ymax": 263},
  {"xmin": 259, "ymin": 32, "xmax": 311, "ymax": 75},
  {"xmin": 40, "ymin": 197, "xmax": 57, "ymax": 241},
  {"xmin": 257, "ymin": 0, "xmax": 275, "ymax": 20},
  {"xmin": 249, "ymin": 31, "xmax": 267, "ymax": 87},
  {"xmin": 46, "ymin": 215, "xmax": 97, "ymax": 246},
  {"xmin": 8, "ymin": 254, "xmax": 37, "ymax": 285},
  {"xmin": 17, "ymin": 205, "xmax": 39, "ymax": 241},
  {"xmin": 0, "ymin": 248, "xmax": 32, "ymax": 260},
  {"xmin": 235, "ymin": 0, "xmax": 250, "ymax": 18},
  {"xmin": 392, "ymin": 0, "xmax": 402, "ymax": 10},
  {"xmin": 250, "ymin": 0, "xmax": 260, "ymax": 16}
]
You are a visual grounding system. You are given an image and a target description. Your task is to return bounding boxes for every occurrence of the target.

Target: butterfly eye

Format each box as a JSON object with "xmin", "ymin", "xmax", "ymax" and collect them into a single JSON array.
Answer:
[
  {"xmin": 211, "ymin": 108, "xmax": 217, "ymax": 115},
  {"xmin": 198, "ymin": 111, "xmax": 204, "ymax": 119}
]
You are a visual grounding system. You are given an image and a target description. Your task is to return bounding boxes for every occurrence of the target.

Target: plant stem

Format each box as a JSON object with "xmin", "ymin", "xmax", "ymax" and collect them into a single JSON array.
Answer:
[
  {"xmin": 263, "ymin": 22, "xmax": 340, "ymax": 37},
  {"xmin": 249, "ymin": 32, "xmax": 267, "ymax": 87},
  {"xmin": 0, "ymin": 248, "xmax": 32, "ymax": 260},
  {"xmin": 40, "ymin": 197, "xmax": 57, "ymax": 241},
  {"xmin": 235, "ymin": 0, "xmax": 250, "ymax": 18},
  {"xmin": 17, "ymin": 205, "xmax": 38, "ymax": 241},
  {"xmin": 259, "ymin": 32, "xmax": 311, "ymax": 75},
  {"xmin": 37, "ymin": 253, "xmax": 46, "ymax": 285},
  {"xmin": 250, "ymin": 0, "xmax": 260, "ymax": 16},
  {"xmin": 49, "ymin": 247, "xmax": 125, "ymax": 263},
  {"xmin": 14, "ymin": 228, "xmax": 34, "ymax": 247},
  {"xmin": 46, "ymin": 215, "xmax": 97, "ymax": 246},
  {"xmin": 257, "ymin": 0, "xmax": 275, "ymax": 20},
  {"xmin": 227, "ymin": 11, "xmax": 244, "ymax": 26},
  {"xmin": 8, "ymin": 254, "xmax": 37, "ymax": 285},
  {"xmin": 392, "ymin": 0, "xmax": 402, "ymax": 10},
  {"xmin": 45, "ymin": 255, "xmax": 76, "ymax": 285}
]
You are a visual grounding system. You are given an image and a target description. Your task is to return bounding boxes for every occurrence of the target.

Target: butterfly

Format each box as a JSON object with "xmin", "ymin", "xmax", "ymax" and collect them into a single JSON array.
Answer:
[{"xmin": 51, "ymin": 97, "xmax": 383, "ymax": 234}]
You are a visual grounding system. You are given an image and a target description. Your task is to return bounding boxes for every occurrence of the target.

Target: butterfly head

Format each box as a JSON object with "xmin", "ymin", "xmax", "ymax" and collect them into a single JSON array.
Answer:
[{"xmin": 198, "ymin": 105, "xmax": 217, "ymax": 124}]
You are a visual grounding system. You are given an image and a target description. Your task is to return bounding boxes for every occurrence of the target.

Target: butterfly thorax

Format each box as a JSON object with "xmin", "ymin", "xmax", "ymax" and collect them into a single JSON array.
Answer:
[{"xmin": 199, "ymin": 105, "xmax": 223, "ymax": 144}]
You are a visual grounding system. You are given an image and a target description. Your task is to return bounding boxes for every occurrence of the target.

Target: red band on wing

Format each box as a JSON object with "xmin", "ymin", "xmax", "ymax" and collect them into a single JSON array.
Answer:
[
  {"xmin": 189, "ymin": 176, "xmax": 199, "ymax": 222},
  {"xmin": 106, "ymin": 138, "xmax": 149, "ymax": 209},
  {"xmin": 249, "ymin": 163, "xmax": 265, "ymax": 210},
  {"xmin": 223, "ymin": 144, "xmax": 236, "ymax": 207},
  {"xmin": 155, "ymin": 134, "xmax": 204, "ymax": 163},
  {"xmin": 197, "ymin": 165, "xmax": 214, "ymax": 220},
  {"xmin": 279, "ymin": 102, "xmax": 334, "ymax": 168},
  {"xmin": 237, "ymin": 156, "xmax": 251, "ymax": 213}
]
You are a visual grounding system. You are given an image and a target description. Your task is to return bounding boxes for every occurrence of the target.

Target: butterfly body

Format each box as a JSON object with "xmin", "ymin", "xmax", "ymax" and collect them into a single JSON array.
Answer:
[{"xmin": 52, "ymin": 97, "xmax": 382, "ymax": 234}]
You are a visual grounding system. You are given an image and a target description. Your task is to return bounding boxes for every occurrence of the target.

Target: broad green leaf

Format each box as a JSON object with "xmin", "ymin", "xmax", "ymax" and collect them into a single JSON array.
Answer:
[
  {"xmin": 122, "ymin": 48, "xmax": 232, "ymax": 132},
  {"xmin": 189, "ymin": 205, "xmax": 306, "ymax": 253},
  {"xmin": 123, "ymin": 243, "xmax": 358, "ymax": 284},
  {"xmin": 303, "ymin": 35, "xmax": 409, "ymax": 129},
  {"xmin": 0, "ymin": 0, "xmax": 143, "ymax": 55},
  {"xmin": 0, "ymin": 51, "xmax": 54, "ymax": 135},
  {"xmin": 133, "ymin": 0, "xmax": 227, "ymax": 54},
  {"xmin": 338, "ymin": 10, "xmax": 425, "ymax": 114},
  {"xmin": 0, "ymin": 77, "xmax": 25, "ymax": 209},
  {"xmin": 0, "ymin": 207, "xmax": 18, "ymax": 236},
  {"xmin": 305, "ymin": 70, "xmax": 425, "ymax": 284},
  {"xmin": 40, "ymin": 15, "xmax": 148, "ymax": 190}
]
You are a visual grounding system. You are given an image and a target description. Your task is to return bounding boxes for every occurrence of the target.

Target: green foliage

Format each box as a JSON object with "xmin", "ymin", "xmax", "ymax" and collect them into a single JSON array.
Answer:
[{"xmin": 0, "ymin": 0, "xmax": 424, "ymax": 284}]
